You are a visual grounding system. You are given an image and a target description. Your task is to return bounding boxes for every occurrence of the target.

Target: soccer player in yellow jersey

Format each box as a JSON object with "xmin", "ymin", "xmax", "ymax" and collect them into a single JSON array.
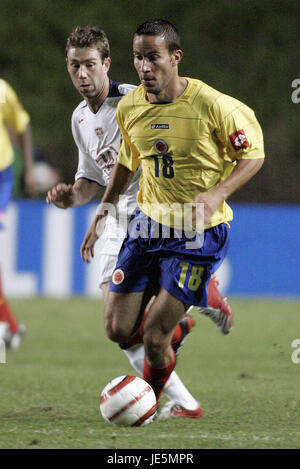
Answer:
[
  {"xmin": 0, "ymin": 79, "xmax": 34, "ymax": 348},
  {"xmin": 81, "ymin": 19, "xmax": 264, "ymax": 410}
]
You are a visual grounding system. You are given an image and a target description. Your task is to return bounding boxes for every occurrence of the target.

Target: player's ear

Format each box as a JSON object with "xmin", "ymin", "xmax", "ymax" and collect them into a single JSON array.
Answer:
[
  {"xmin": 103, "ymin": 57, "xmax": 111, "ymax": 73},
  {"xmin": 65, "ymin": 49, "xmax": 72, "ymax": 68},
  {"xmin": 171, "ymin": 49, "xmax": 183, "ymax": 67}
]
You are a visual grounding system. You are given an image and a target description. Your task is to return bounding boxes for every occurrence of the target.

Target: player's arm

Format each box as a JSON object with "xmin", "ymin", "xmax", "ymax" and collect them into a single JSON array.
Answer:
[
  {"xmin": 4, "ymin": 81, "xmax": 35, "ymax": 196},
  {"xmin": 16, "ymin": 122, "xmax": 35, "ymax": 196},
  {"xmin": 193, "ymin": 157, "xmax": 264, "ymax": 226},
  {"xmin": 98, "ymin": 161, "xmax": 135, "ymax": 206},
  {"xmin": 195, "ymin": 95, "xmax": 265, "ymax": 227},
  {"xmin": 80, "ymin": 162, "xmax": 135, "ymax": 263},
  {"xmin": 81, "ymin": 102, "xmax": 139, "ymax": 262},
  {"xmin": 46, "ymin": 177, "xmax": 104, "ymax": 209}
]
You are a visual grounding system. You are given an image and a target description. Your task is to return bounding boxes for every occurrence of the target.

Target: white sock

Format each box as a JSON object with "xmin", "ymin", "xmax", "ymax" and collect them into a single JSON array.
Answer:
[
  {"xmin": 0, "ymin": 321, "xmax": 9, "ymax": 341},
  {"xmin": 123, "ymin": 344, "xmax": 199, "ymax": 410}
]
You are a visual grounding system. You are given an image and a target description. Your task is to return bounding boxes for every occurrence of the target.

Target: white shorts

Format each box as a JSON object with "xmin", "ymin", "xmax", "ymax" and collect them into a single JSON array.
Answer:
[
  {"xmin": 98, "ymin": 253, "xmax": 119, "ymax": 285},
  {"xmin": 97, "ymin": 212, "xmax": 127, "ymax": 286}
]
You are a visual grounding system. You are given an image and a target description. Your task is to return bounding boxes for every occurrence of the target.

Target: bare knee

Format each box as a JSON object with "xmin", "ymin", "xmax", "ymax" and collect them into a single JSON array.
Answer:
[
  {"xmin": 104, "ymin": 314, "xmax": 130, "ymax": 343},
  {"xmin": 104, "ymin": 302, "xmax": 138, "ymax": 343},
  {"xmin": 103, "ymin": 291, "xmax": 144, "ymax": 343}
]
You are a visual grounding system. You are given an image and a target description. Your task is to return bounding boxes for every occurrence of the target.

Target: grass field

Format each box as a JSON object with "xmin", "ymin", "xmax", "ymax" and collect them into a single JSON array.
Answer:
[{"xmin": 1, "ymin": 297, "xmax": 300, "ymax": 449}]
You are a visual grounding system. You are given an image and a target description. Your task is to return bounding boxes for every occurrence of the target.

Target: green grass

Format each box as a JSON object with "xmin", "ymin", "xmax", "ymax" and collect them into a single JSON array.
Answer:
[{"xmin": 1, "ymin": 297, "xmax": 300, "ymax": 449}]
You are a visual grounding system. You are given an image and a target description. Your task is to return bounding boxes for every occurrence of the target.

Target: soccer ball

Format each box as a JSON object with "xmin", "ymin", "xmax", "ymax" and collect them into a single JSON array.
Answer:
[{"xmin": 100, "ymin": 375, "xmax": 157, "ymax": 426}]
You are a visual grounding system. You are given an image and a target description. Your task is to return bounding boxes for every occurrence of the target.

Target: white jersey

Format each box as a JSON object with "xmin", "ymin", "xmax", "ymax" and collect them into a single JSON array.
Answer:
[
  {"xmin": 71, "ymin": 80, "xmax": 138, "ymax": 261},
  {"xmin": 72, "ymin": 80, "xmax": 139, "ymax": 213}
]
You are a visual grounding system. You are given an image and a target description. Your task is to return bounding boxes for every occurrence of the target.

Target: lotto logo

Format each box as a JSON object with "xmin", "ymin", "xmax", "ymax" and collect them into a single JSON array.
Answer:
[
  {"xmin": 229, "ymin": 130, "xmax": 249, "ymax": 150},
  {"xmin": 151, "ymin": 124, "xmax": 169, "ymax": 129}
]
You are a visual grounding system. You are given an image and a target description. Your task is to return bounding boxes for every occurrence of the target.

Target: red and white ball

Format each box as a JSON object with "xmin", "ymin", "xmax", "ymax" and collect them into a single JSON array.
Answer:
[{"xmin": 100, "ymin": 376, "xmax": 157, "ymax": 427}]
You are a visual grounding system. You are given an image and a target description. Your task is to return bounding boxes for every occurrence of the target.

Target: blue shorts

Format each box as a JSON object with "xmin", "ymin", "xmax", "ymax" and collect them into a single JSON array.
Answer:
[
  {"xmin": 0, "ymin": 165, "xmax": 14, "ymax": 229},
  {"xmin": 109, "ymin": 210, "xmax": 230, "ymax": 307}
]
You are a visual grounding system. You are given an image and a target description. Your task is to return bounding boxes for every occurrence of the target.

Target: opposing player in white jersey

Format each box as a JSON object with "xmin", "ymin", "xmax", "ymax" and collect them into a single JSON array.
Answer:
[{"xmin": 46, "ymin": 26, "xmax": 231, "ymax": 418}]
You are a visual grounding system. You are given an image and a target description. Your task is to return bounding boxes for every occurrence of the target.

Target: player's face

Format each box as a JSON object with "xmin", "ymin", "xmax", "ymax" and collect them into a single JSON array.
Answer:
[
  {"xmin": 66, "ymin": 46, "xmax": 110, "ymax": 100},
  {"xmin": 133, "ymin": 35, "xmax": 181, "ymax": 98}
]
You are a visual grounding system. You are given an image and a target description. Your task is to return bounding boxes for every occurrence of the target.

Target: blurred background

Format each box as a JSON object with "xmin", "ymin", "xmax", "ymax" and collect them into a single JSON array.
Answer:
[{"xmin": 0, "ymin": 0, "xmax": 299, "ymax": 297}]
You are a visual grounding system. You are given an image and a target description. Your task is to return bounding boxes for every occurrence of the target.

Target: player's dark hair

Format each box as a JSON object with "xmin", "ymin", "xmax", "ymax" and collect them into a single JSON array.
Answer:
[
  {"xmin": 66, "ymin": 26, "xmax": 110, "ymax": 61},
  {"xmin": 135, "ymin": 19, "xmax": 181, "ymax": 53}
]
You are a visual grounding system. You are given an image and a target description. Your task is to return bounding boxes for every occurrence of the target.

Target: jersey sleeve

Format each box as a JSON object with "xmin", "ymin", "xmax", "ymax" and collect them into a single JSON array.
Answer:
[
  {"xmin": 71, "ymin": 114, "xmax": 104, "ymax": 186},
  {"xmin": 2, "ymin": 80, "xmax": 30, "ymax": 133},
  {"xmin": 115, "ymin": 106, "xmax": 140, "ymax": 172},
  {"xmin": 74, "ymin": 148, "xmax": 105, "ymax": 186},
  {"xmin": 209, "ymin": 95, "xmax": 265, "ymax": 161}
]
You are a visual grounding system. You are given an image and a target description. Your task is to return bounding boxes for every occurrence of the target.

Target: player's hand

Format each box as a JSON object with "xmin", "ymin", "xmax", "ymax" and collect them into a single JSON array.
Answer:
[
  {"xmin": 192, "ymin": 189, "xmax": 223, "ymax": 230},
  {"xmin": 80, "ymin": 214, "xmax": 106, "ymax": 263},
  {"xmin": 46, "ymin": 183, "xmax": 74, "ymax": 208}
]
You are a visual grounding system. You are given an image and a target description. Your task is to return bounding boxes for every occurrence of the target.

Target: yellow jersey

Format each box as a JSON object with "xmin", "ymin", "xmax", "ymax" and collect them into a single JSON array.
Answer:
[
  {"xmin": 116, "ymin": 78, "xmax": 264, "ymax": 229},
  {"xmin": 0, "ymin": 79, "xmax": 30, "ymax": 171}
]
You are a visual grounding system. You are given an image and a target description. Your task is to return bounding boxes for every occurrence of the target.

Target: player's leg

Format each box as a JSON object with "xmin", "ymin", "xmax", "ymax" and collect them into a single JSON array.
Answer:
[
  {"xmin": 123, "ymin": 344, "xmax": 201, "ymax": 416},
  {"xmin": 0, "ymin": 268, "xmax": 18, "ymax": 333},
  {"xmin": 140, "ymin": 222, "xmax": 230, "ymax": 405},
  {"xmin": 103, "ymin": 213, "xmax": 195, "ymax": 405},
  {"xmin": 104, "ymin": 214, "xmax": 228, "ymax": 406},
  {"xmin": 100, "ymin": 278, "xmax": 201, "ymax": 416},
  {"xmin": 142, "ymin": 287, "xmax": 189, "ymax": 401},
  {"xmin": 199, "ymin": 273, "xmax": 233, "ymax": 334},
  {"xmin": 101, "ymin": 280, "xmax": 148, "ymax": 343},
  {"xmin": 0, "ymin": 267, "xmax": 26, "ymax": 348},
  {"xmin": 101, "ymin": 218, "xmax": 156, "ymax": 344},
  {"xmin": 103, "ymin": 284, "xmax": 195, "ymax": 350},
  {"xmin": 109, "ymin": 281, "xmax": 195, "ymax": 350},
  {"xmin": 119, "ymin": 293, "xmax": 201, "ymax": 414},
  {"xmin": 104, "ymin": 289, "xmax": 145, "ymax": 344},
  {"xmin": 107, "ymin": 278, "xmax": 195, "ymax": 367},
  {"xmin": 0, "ymin": 166, "xmax": 24, "ymax": 348}
]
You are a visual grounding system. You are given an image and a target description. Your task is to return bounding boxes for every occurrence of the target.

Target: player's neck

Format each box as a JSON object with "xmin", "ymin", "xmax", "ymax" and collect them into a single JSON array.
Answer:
[
  {"xmin": 147, "ymin": 77, "xmax": 188, "ymax": 103},
  {"xmin": 86, "ymin": 77, "xmax": 110, "ymax": 113}
]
